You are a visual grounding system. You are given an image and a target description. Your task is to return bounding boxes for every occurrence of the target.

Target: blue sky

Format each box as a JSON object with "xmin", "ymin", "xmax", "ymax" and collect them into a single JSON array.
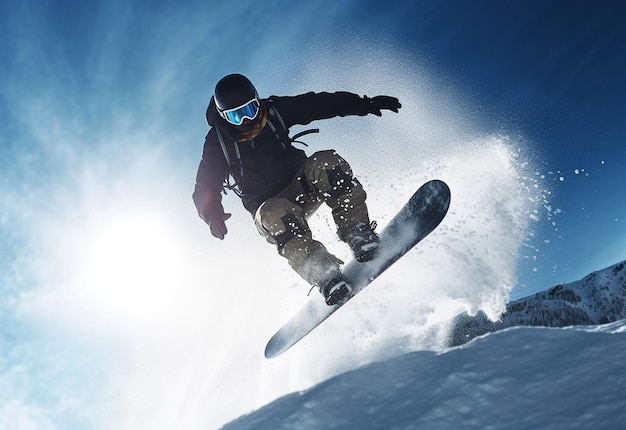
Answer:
[
  {"xmin": 1, "ymin": 0, "xmax": 625, "ymax": 428},
  {"xmin": 2, "ymin": 0, "xmax": 625, "ymax": 290}
]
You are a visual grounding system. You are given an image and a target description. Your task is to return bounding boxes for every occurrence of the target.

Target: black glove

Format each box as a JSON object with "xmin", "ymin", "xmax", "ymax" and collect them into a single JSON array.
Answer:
[
  {"xmin": 366, "ymin": 95, "xmax": 401, "ymax": 116},
  {"xmin": 209, "ymin": 212, "xmax": 232, "ymax": 240}
]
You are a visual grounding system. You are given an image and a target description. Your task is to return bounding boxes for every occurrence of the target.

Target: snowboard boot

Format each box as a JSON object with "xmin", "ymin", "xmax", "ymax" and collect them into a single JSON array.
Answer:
[
  {"xmin": 339, "ymin": 222, "xmax": 381, "ymax": 263},
  {"xmin": 317, "ymin": 268, "xmax": 352, "ymax": 306},
  {"xmin": 279, "ymin": 236, "xmax": 351, "ymax": 306}
]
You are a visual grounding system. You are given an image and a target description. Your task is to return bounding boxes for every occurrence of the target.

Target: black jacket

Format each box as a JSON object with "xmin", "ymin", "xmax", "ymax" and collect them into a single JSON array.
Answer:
[{"xmin": 193, "ymin": 91, "xmax": 373, "ymax": 225}]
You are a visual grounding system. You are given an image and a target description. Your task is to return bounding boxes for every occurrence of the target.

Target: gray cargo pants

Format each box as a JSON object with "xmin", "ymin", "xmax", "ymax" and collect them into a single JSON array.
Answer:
[{"xmin": 254, "ymin": 150, "xmax": 371, "ymax": 286}]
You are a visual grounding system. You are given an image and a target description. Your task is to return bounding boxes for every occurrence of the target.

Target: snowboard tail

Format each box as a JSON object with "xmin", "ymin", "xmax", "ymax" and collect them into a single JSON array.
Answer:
[{"xmin": 265, "ymin": 179, "xmax": 451, "ymax": 359}]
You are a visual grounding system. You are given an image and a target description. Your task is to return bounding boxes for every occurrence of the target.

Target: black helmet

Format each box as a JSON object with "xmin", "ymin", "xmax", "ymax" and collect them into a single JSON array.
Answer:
[{"xmin": 214, "ymin": 74, "xmax": 260, "ymax": 126}]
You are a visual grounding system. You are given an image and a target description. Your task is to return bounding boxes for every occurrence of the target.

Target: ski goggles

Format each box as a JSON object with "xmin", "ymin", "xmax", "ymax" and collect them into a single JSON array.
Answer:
[{"xmin": 220, "ymin": 98, "xmax": 260, "ymax": 126}]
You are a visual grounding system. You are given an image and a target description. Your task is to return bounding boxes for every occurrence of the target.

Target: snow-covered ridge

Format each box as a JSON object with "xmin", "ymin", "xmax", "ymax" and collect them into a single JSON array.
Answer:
[
  {"xmin": 448, "ymin": 259, "xmax": 626, "ymax": 346},
  {"xmin": 224, "ymin": 323, "xmax": 626, "ymax": 430},
  {"xmin": 222, "ymin": 259, "xmax": 626, "ymax": 430}
]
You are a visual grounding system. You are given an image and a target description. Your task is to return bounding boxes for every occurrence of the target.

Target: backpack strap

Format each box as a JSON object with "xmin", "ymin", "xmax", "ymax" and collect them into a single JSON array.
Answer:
[
  {"xmin": 215, "ymin": 126, "xmax": 232, "ymax": 166},
  {"xmin": 291, "ymin": 128, "xmax": 319, "ymax": 146},
  {"xmin": 215, "ymin": 126, "xmax": 245, "ymax": 197},
  {"xmin": 267, "ymin": 99, "xmax": 320, "ymax": 147},
  {"xmin": 266, "ymin": 102, "xmax": 289, "ymax": 149}
]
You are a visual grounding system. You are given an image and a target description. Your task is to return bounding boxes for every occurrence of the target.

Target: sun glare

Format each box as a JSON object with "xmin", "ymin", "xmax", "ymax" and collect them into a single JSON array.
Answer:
[{"xmin": 79, "ymin": 211, "xmax": 184, "ymax": 320}]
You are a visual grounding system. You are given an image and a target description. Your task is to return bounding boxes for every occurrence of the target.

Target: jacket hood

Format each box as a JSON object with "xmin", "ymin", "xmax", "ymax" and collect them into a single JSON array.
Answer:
[{"xmin": 206, "ymin": 96, "xmax": 218, "ymax": 126}]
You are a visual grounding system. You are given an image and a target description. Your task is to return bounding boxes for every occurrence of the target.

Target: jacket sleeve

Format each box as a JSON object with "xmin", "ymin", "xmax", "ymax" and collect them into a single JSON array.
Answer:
[
  {"xmin": 270, "ymin": 91, "xmax": 371, "ymax": 127},
  {"xmin": 192, "ymin": 130, "xmax": 229, "ymax": 225}
]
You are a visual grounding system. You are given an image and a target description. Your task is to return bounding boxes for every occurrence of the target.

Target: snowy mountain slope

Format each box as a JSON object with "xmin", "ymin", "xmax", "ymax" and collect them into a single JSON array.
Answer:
[
  {"xmin": 223, "ymin": 321, "xmax": 626, "ymax": 430},
  {"xmin": 221, "ymin": 259, "xmax": 626, "ymax": 430},
  {"xmin": 448, "ymin": 259, "xmax": 626, "ymax": 346}
]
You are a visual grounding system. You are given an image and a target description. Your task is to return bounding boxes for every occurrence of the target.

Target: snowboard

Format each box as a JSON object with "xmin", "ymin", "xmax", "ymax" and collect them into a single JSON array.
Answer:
[{"xmin": 264, "ymin": 179, "xmax": 451, "ymax": 359}]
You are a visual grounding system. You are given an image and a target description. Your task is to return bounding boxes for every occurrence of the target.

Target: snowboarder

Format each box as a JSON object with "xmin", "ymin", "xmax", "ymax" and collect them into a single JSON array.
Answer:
[{"xmin": 193, "ymin": 74, "xmax": 401, "ymax": 305}]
